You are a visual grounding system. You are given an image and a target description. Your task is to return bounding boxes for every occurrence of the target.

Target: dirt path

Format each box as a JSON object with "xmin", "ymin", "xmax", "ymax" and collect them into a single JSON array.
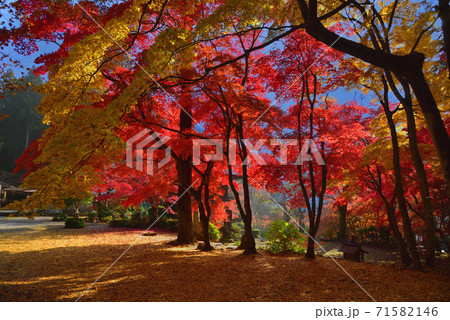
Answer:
[
  {"xmin": 0, "ymin": 221, "xmax": 449, "ymax": 301},
  {"xmin": 0, "ymin": 216, "xmax": 109, "ymax": 234},
  {"xmin": 0, "ymin": 217, "xmax": 63, "ymax": 233}
]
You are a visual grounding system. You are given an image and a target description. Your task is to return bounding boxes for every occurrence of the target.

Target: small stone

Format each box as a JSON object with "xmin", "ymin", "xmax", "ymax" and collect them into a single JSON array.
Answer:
[{"xmin": 143, "ymin": 231, "xmax": 157, "ymax": 236}]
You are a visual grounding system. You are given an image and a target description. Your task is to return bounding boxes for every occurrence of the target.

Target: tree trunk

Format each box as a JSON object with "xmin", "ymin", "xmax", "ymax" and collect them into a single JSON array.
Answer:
[
  {"xmin": 337, "ymin": 204, "xmax": 347, "ymax": 241},
  {"xmin": 380, "ymin": 193, "xmax": 412, "ymax": 265},
  {"xmin": 305, "ymin": 237, "xmax": 315, "ymax": 259},
  {"xmin": 199, "ymin": 204, "xmax": 213, "ymax": 251},
  {"xmin": 192, "ymin": 210, "xmax": 202, "ymax": 240},
  {"xmin": 73, "ymin": 202, "xmax": 80, "ymax": 220},
  {"xmin": 384, "ymin": 106, "xmax": 422, "ymax": 270},
  {"xmin": 176, "ymin": 107, "xmax": 194, "ymax": 244},
  {"xmin": 283, "ymin": 208, "xmax": 291, "ymax": 222},
  {"xmin": 241, "ymin": 157, "xmax": 257, "ymax": 254},
  {"xmin": 243, "ymin": 214, "xmax": 257, "ymax": 254},
  {"xmin": 385, "ymin": 71, "xmax": 437, "ymax": 267},
  {"xmin": 223, "ymin": 111, "xmax": 257, "ymax": 254},
  {"xmin": 295, "ymin": 78, "xmax": 327, "ymax": 260},
  {"xmin": 387, "ymin": 210, "xmax": 412, "ymax": 266},
  {"xmin": 233, "ymin": 115, "xmax": 257, "ymax": 254},
  {"xmin": 176, "ymin": 157, "xmax": 193, "ymax": 243},
  {"xmin": 403, "ymin": 98, "xmax": 436, "ymax": 267},
  {"xmin": 219, "ymin": 187, "xmax": 233, "ymax": 242}
]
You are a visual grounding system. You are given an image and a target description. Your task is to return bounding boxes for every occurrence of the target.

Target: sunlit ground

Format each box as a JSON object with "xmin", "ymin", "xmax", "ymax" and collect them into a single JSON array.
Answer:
[{"xmin": 0, "ymin": 217, "xmax": 449, "ymax": 301}]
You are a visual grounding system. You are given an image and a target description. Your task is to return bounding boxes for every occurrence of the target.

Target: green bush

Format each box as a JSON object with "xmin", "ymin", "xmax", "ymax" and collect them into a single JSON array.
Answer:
[
  {"xmin": 209, "ymin": 222, "xmax": 221, "ymax": 241},
  {"xmin": 158, "ymin": 215, "xmax": 178, "ymax": 231},
  {"xmin": 252, "ymin": 228, "xmax": 261, "ymax": 239},
  {"xmin": 64, "ymin": 218, "xmax": 85, "ymax": 229},
  {"xmin": 109, "ymin": 219, "xmax": 129, "ymax": 228},
  {"xmin": 105, "ymin": 205, "xmax": 152, "ymax": 229},
  {"xmin": 95, "ymin": 201, "xmax": 126, "ymax": 220},
  {"xmin": 52, "ymin": 213, "xmax": 66, "ymax": 221},
  {"xmin": 100, "ymin": 215, "xmax": 113, "ymax": 223},
  {"xmin": 265, "ymin": 220, "xmax": 306, "ymax": 254},
  {"xmin": 87, "ymin": 211, "xmax": 98, "ymax": 223},
  {"xmin": 223, "ymin": 222, "xmax": 259, "ymax": 242},
  {"xmin": 128, "ymin": 218, "xmax": 148, "ymax": 228},
  {"xmin": 231, "ymin": 222, "xmax": 244, "ymax": 240}
]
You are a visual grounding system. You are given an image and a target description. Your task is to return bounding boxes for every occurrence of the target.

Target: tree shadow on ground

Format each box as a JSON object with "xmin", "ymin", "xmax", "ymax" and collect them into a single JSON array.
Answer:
[{"xmin": 0, "ymin": 230, "xmax": 449, "ymax": 302}]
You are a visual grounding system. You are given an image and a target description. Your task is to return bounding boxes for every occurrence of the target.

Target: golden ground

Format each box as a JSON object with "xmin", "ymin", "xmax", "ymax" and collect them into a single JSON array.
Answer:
[{"xmin": 0, "ymin": 225, "xmax": 449, "ymax": 301}]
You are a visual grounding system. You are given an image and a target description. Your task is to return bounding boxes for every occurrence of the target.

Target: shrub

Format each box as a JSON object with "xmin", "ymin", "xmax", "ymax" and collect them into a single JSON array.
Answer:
[
  {"xmin": 64, "ymin": 217, "xmax": 85, "ymax": 229},
  {"xmin": 231, "ymin": 222, "xmax": 244, "ymax": 240},
  {"xmin": 128, "ymin": 218, "xmax": 148, "ymax": 228},
  {"xmin": 109, "ymin": 219, "xmax": 129, "ymax": 228},
  {"xmin": 252, "ymin": 229, "xmax": 261, "ymax": 239},
  {"xmin": 95, "ymin": 201, "xmax": 125, "ymax": 220},
  {"xmin": 209, "ymin": 223, "xmax": 221, "ymax": 241},
  {"xmin": 52, "ymin": 213, "xmax": 66, "ymax": 221},
  {"xmin": 158, "ymin": 215, "xmax": 178, "ymax": 231},
  {"xmin": 219, "ymin": 224, "xmax": 233, "ymax": 243},
  {"xmin": 87, "ymin": 212, "xmax": 98, "ymax": 223},
  {"xmin": 100, "ymin": 215, "xmax": 113, "ymax": 223},
  {"xmin": 265, "ymin": 220, "xmax": 306, "ymax": 253},
  {"xmin": 219, "ymin": 222, "xmax": 242, "ymax": 243},
  {"xmin": 224, "ymin": 222, "xmax": 260, "ymax": 243}
]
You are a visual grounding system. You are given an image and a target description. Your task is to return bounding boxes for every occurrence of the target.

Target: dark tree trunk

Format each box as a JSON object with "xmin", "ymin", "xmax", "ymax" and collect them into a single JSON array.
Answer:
[
  {"xmin": 224, "ymin": 115, "xmax": 257, "ymax": 255},
  {"xmin": 219, "ymin": 187, "xmax": 233, "ymax": 242},
  {"xmin": 386, "ymin": 206, "xmax": 412, "ymax": 265},
  {"xmin": 305, "ymin": 236, "xmax": 315, "ymax": 259},
  {"xmin": 337, "ymin": 204, "xmax": 347, "ymax": 241},
  {"xmin": 299, "ymin": 146, "xmax": 327, "ymax": 260},
  {"xmin": 380, "ymin": 192, "xmax": 412, "ymax": 265},
  {"xmin": 190, "ymin": 161, "xmax": 214, "ymax": 249},
  {"xmin": 295, "ymin": 73, "xmax": 327, "ymax": 260},
  {"xmin": 198, "ymin": 202, "xmax": 213, "ymax": 251},
  {"xmin": 242, "ymin": 213, "xmax": 257, "ymax": 254},
  {"xmin": 176, "ymin": 108, "xmax": 194, "ymax": 244},
  {"xmin": 382, "ymin": 97, "xmax": 422, "ymax": 270},
  {"xmin": 240, "ymin": 132, "xmax": 258, "ymax": 254},
  {"xmin": 176, "ymin": 159, "xmax": 193, "ymax": 243},
  {"xmin": 402, "ymin": 87, "xmax": 436, "ymax": 267},
  {"xmin": 283, "ymin": 208, "xmax": 291, "ymax": 222},
  {"xmin": 385, "ymin": 72, "xmax": 437, "ymax": 267}
]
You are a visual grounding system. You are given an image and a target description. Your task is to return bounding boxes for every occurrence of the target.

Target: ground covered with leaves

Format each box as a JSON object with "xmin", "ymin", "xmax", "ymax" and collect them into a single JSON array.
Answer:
[{"xmin": 0, "ymin": 219, "xmax": 449, "ymax": 302}]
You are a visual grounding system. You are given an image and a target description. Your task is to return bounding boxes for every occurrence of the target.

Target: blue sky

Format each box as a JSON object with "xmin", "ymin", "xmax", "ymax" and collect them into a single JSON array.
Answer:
[{"xmin": 4, "ymin": 38, "xmax": 374, "ymax": 107}]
